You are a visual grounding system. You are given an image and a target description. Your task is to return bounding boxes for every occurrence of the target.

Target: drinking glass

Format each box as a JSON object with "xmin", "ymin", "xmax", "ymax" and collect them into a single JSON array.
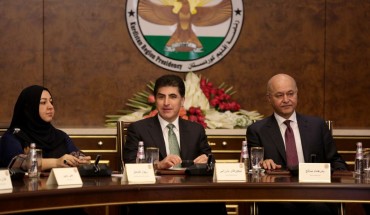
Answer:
[
  {"xmin": 28, "ymin": 149, "xmax": 42, "ymax": 178},
  {"xmin": 364, "ymin": 151, "xmax": 370, "ymax": 180},
  {"xmin": 250, "ymin": 147, "xmax": 264, "ymax": 174},
  {"xmin": 145, "ymin": 147, "xmax": 159, "ymax": 166}
]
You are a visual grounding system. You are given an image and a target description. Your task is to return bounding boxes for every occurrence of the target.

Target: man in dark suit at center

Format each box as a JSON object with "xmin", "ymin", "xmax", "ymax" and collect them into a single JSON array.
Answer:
[
  {"xmin": 247, "ymin": 73, "xmax": 347, "ymax": 215},
  {"xmin": 123, "ymin": 74, "xmax": 227, "ymax": 215}
]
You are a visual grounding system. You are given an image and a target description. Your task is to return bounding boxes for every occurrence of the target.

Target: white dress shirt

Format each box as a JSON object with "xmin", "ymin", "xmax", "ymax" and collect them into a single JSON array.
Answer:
[
  {"xmin": 158, "ymin": 115, "xmax": 181, "ymax": 155},
  {"xmin": 274, "ymin": 112, "xmax": 305, "ymax": 163}
]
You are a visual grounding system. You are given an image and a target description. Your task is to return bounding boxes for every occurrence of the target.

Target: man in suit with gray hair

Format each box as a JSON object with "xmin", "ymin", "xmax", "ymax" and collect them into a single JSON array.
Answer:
[{"xmin": 247, "ymin": 73, "xmax": 347, "ymax": 215}]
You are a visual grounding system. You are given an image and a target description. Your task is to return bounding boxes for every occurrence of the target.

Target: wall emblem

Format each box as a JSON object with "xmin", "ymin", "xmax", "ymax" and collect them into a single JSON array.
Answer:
[{"xmin": 126, "ymin": 0, "xmax": 243, "ymax": 72}]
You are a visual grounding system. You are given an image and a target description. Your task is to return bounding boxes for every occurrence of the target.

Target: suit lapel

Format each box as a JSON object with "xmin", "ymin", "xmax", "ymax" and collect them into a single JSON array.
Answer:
[
  {"xmin": 147, "ymin": 116, "xmax": 167, "ymax": 158},
  {"xmin": 178, "ymin": 118, "xmax": 190, "ymax": 158},
  {"xmin": 297, "ymin": 114, "xmax": 310, "ymax": 162},
  {"xmin": 266, "ymin": 115, "xmax": 287, "ymax": 162}
]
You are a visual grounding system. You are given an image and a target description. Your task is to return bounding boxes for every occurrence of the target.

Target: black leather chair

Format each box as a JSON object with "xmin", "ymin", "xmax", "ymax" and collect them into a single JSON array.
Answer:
[{"xmin": 117, "ymin": 120, "xmax": 133, "ymax": 173}]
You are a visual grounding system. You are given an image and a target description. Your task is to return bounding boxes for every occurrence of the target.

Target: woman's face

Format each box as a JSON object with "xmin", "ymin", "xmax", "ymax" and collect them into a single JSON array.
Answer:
[{"xmin": 39, "ymin": 90, "xmax": 54, "ymax": 122}]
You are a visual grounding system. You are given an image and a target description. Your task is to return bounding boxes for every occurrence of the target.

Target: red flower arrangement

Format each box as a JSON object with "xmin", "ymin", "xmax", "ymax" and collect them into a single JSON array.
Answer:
[
  {"xmin": 200, "ymin": 78, "xmax": 241, "ymax": 112},
  {"xmin": 105, "ymin": 72, "xmax": 263, "ymax": 129}
]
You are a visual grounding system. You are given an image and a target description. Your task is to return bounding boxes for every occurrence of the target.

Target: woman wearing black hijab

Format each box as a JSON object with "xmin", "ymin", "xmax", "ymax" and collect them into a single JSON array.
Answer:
[{"xmin": 0, "ymin": 85, "xmax": 91, "ymax": 169}]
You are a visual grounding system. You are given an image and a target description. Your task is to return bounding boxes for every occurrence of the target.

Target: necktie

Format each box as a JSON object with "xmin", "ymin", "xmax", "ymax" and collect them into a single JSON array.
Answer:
[
  {"xmin": 167, "ymin": 124, "xmax": 180, "ymax": 156},
  {"xmin": 284, "ymin": 120, "xmax": 298, "ymax": 169}
]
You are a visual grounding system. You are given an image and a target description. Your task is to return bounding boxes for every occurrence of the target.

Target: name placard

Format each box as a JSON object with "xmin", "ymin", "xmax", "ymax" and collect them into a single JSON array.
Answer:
[
  {"xmin": 122, "ymin": 163, "xmax": 156, "ymax": 184},
  {"xmin": 46, "ymin": 167, "xmax": 83, "ymax": 186},
  {"xmin": 213, "ymin": 163, "xmax": 246, "ymax": 182},
  {"xmin": 299, "ymin": 163, "xmax": 331, "ymax": 183},
  {"xmin": 0, "ymin": 170, "xmax": 13, "ymax": 190}
]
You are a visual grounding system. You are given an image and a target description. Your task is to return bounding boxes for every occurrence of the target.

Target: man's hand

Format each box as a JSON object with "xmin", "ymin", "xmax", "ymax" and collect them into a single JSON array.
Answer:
[
  {"xmin": 193, "ymin": 154, "xmax": 208, "ymax": 163},
  {"xmin": 156, "ymin": 154, "xmax": 182, "ymax": 169},
  {"xmin": 262, "ymin": 159, "xmax": 282, "ymax": 170}
]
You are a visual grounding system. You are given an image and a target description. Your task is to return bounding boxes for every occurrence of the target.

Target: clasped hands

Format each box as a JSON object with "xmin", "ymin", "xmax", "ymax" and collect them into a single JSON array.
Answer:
[
  {"xmin": 156, "ymin": 154, "xmax": 208, "ymax": 170},
  {"xmin": 60, "ymin": 151, "xmax": 91, "ymax": 167}
]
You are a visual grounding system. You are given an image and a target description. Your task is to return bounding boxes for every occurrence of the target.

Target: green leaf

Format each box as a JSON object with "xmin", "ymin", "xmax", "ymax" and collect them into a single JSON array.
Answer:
[
  {"xmin": 218, "ymin": 82, "xmax": 226, "ymax": 88},
  {"xmin": 127, "ymin": 99, "xmax": 151, "ymax": 107},
  {"xmin": 147, "ymin": 82, "xmax": 155, "ymax": 91}
]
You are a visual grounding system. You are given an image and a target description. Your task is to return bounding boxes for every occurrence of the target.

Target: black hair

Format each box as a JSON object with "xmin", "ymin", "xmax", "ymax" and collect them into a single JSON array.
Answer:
[{"xmin": 153, "ymin": 74, "xmax": 185, "ymax": 97}]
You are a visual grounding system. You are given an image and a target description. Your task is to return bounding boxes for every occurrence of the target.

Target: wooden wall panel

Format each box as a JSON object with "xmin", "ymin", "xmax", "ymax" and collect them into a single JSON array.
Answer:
[
  {"xmin": 44, "ymin": 0, "xmax": 328, "ymax": 127},
  {"xmin": 0, "ymin": 0, "xmax": 43, "ymax": 126},
  {"xmin": 325, "ymin": 0, "xmax": 370, "ymax": 128},
  {"xmin": 43, "ymin": 0, "xmax": 175, "ymax": 127},
  {"xmin": 220, "ymin": 0, "xmax": 326, "ymax": 120},
  {"xmin": 0, "ymin": 0, "xmax": 369, "ymax": 129}
]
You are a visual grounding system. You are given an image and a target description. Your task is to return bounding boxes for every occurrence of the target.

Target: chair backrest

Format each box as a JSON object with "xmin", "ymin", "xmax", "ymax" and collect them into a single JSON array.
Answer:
[
  {"xmin": 0, "ymin": 128, "xmax": 6, "ymax": 138},
  {"xmin": 326, "ymin": 120, "xmax": 333, "ymax": 135},
  {"xmin": 117, "ymin": 121, "xmax": 132, "ymax": 172}
]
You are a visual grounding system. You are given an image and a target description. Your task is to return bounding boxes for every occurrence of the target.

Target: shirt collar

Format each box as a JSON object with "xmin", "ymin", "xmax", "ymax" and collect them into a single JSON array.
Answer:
[
  {"xmin": 274, "ymin": 111, "xmax": 297, "ymax": 126},
  {"xmin": 158, "ymin": 115, "xmax": 180, "ymax": 130}
]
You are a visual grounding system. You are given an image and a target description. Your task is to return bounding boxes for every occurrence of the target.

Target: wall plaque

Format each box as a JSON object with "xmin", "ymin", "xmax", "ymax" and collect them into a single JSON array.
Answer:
[{"xmin": 126, "ymin": 0, "xmax": 244, "ymax": 72}]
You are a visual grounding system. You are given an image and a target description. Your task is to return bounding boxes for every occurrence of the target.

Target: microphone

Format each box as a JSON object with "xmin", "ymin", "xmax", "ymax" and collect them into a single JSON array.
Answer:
[
  {"xmin": 207, "ymin": 154, "xmax": 214, "ymax": 172},
  {"xmin": 13, "ymin": 128, "xmax": 33, "ymax": 146},
  {"xmin": 13, "ymin": 128, "xmax": 20, "ymax": 134},
  {"xmin": 7, "ymin": 155, "xmax": 26, "ymax": 180},
  {"xmin": 78, "ymin": 154, "xmax": 112, "ymax": 177},
  {"xmin": 93, "ymin": 155, "xmax": 101, "ymax": 173},
  {"xmin": 7, "ymin": 156, "xmax": 18, "ymax": 175},
  {"xmin": 184, "ymin": 154, "xmax": 214, "ymax": 176}
]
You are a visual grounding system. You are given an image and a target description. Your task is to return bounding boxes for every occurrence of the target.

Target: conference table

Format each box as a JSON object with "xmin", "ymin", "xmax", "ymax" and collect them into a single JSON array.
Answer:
[{"xmin": 0, "ymin": 171, "xmax": 369, "ymax": 215}]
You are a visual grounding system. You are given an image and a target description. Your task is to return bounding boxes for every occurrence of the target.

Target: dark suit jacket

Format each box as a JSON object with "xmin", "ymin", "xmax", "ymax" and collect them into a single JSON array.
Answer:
[
  {"xmin": 123, "ymin": 115, "xmax": 212, "ymax": 164},
  {"xmin": 246, "ymin": 113, "xmax": 347, "ymax": 171}
]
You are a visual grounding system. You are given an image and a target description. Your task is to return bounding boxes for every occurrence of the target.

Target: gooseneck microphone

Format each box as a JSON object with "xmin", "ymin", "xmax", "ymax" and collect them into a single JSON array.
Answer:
[
  {"xmin": 93, "ymin": 155, "xmax": 101, "ymax": 173},
  {"xmin": 207, "ymin": 154, "xmax": 214, "ymax": 172}
]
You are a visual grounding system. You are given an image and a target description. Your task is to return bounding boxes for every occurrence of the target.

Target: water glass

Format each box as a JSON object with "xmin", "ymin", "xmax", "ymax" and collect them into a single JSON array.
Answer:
[
  {"xmin": 145, "ymin": 147, "xmax": 159, "ymax": 166},
  {"xmin": 364, "ymin": 152, "xmax": 370, "ymax": 179},
  {"xmin": 250, "ymin": 147, "xmax": 264, "ymax": 174},
  {"xmin": 28, "ymin": 149, "xmax": 42, "ymax": 178}
]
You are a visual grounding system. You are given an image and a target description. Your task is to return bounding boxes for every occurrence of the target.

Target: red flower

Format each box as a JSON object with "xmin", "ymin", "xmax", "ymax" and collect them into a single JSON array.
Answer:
[
  {"xmin": 188, "ymin": 115, "xmax": 198, "ymax": 122},
  {"xmin": 179, "ymin": 107, "xmax": 188, "ymax": 119},
  {"xmin": 186, "ymin": 106, "xmax": 207, "ymax": 128},
  {"xmin": 144, "ymin": 110, "xmax": 158, "ymax": 118},
  {"xmin": 129, "ymin": 74, "xmax": 241, "ymax": 129},
  {"xmin": 147, "ymin": 95, "xmax": 155, "ymax": 103},
  {"xmin": 199, "ymin": 77, "xmax": 241, "ymax": 112},
  {"xmin": 188, "ymin": 107, "xmax": 196, "ymax": 115}
]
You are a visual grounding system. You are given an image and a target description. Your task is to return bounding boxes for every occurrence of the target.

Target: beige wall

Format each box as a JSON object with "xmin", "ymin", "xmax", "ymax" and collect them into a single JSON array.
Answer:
[{"xmin": 0, "ymin": 0, "xmax": 369, "ymax": 129}]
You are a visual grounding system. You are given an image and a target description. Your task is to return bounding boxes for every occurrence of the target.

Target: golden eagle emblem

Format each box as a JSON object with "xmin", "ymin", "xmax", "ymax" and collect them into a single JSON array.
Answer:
[{"xmin": 138, "ymin": 0, "xmax": 232, "ymax": 52}]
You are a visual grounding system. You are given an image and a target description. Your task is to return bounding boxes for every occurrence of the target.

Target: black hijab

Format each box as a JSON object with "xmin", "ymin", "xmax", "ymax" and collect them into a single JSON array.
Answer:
[{"xmin": 9, "ymin": 85, "xmax": 68, "ymax": 158}]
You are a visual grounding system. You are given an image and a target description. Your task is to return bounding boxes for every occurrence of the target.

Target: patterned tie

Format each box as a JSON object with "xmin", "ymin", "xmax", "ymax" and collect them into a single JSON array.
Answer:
[
  {"xmin": 284, "ymin": 120, "xmax": 299, "ymax": 169},
  {"xmin": 167, "ymin": 124, "xmax": 180, "ymax": 156}
]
